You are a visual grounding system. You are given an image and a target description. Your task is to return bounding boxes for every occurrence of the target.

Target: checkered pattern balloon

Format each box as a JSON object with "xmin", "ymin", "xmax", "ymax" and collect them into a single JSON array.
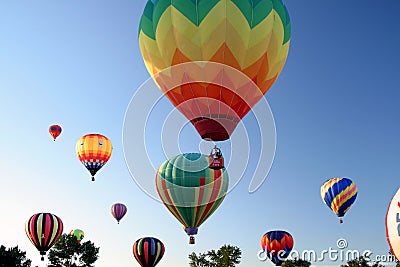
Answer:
[{"xmin": 76, "ymin": 134, "xmax": 112, "ymax": 181}]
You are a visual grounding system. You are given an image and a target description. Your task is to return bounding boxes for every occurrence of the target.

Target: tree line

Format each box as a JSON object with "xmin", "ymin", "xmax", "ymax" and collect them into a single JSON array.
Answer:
[{"xmin": 1, "ymin": 240, "xmax": 398, "ymax": 267}]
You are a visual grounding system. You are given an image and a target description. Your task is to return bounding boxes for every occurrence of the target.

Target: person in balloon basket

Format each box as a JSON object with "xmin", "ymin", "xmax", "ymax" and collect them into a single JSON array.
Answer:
[{"xmin": 209, "ymin": 146, "xmax": 224, "ymax": 170}]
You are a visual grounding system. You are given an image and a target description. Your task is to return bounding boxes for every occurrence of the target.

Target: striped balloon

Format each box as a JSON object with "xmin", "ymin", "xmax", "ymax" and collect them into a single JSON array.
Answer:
[
  {"xmin": 156, "ymin": 153, "xmax": 228, "ymax": 244},
  {"xmin": 111, "ymin": 203, "xmax": 127, "ymax": 224},
  {"xmin": 25, "ymin": 213, "xmax": 63, "ymax": 261},
  {"xmin": 320, "ymin": 177, "xmax": 358, "ymax": 223},
  {"xmin": 76, "ymin": 134, "xmax": 112, "ymax": 181},
  {"xmin": 261, "ymin": 230, "xmax": 294, "ymax": 266},
  {"xmin": 133, "ymin": 237, "xmax": 165, "ymax": 267},
  {"xmin": 139, "ymin": 0, "xmax": 291, "ymax": 141}
]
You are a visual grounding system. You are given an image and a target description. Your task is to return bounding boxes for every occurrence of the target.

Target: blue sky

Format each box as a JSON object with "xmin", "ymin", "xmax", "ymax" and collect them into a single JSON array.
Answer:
[{"xmin": 1, "ymin": 0, "xmax": 400, "ymax": 266}]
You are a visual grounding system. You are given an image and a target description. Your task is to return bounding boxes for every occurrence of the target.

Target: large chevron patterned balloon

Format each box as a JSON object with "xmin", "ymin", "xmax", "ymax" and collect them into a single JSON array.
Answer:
[{"xmin": 138, "ymin": 0, "xmax": 291, "ymax": 141}]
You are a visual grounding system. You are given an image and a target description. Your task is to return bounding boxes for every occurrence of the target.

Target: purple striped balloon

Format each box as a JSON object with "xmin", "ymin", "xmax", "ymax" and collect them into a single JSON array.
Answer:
[{"xmin": 111, "ymin": 203, "xmax": 127, "ymax": 224}]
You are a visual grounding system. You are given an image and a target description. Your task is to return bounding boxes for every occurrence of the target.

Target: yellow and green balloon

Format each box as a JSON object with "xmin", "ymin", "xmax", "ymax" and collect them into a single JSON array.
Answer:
[{"xmin": 69, "ymin": 229, "xmax": 85, "ymax": 243}]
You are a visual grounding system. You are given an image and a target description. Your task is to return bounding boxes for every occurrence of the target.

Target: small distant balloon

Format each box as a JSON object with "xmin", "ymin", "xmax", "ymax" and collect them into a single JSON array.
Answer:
[
  {"xmin": 133, "ymin": 237, "xmax": 165, "ymax": 267},
  {"xmin": 111, "ymin": 203, "xmax": 127, "ymax": 224},
  {"xmin": 320, "ymin": 177, "xmax": 358, "ymax": 223},
  {"xmin": 25, "ymin": 213, "xmax": 63, "ymax": 261},
  {"xmin": 49, "ymin": 124, "xmax": 62, "ymax": 141},
  {"xmin": 69, "ymin": 229, "xmax": 84, "ymax": 243},
  {"xmin": 261, "ymin": 230, "xmax": 294, "ymax": 266},
  {"xmin": 76, "ymin": 134, "xmax": 112, "ymax": 181}
]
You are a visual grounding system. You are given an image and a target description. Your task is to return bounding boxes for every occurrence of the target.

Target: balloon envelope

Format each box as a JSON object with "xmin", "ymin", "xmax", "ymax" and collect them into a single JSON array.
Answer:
[
  {"xmin": 138, "ymin": 0, "xmax": 291, "ymax": 141},
  {"xmin": 133, "ymin": 237, "xmax": 165, "ymax": 267},
  {"xmin": 156, "ymin": 153, "xmax": 228, "ymax": 243},
  {"xmin": 320, "ymin": 177, "xmax": 358, "ymax": 222},
  {"xmin": 111, "ymin": 203, "xmax": 127, "ymax": 224},
  {"xmin": 261, "ymin": 230, "xmax": 294, "ymax": 266},
  {"xmin": 49, "ymin": 124, "xmax": 62, "ymax": 141},
  {"xmin": 76, "ymin": 134, "xmax": 112, "ymax": 181},
  {"xmin": 386, "ymin": 187, "xmax": 400, "ymax": 261},
  {"xmin": 69, "ymin": 229, "xmax": 84, "ymax": 243},
  {"xmin": 25, "ymin": 213, "xmax": 63, "ymax": 261}
]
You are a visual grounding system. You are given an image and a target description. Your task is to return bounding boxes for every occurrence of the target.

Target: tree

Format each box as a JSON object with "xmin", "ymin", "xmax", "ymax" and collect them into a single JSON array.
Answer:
[
  {"xmin": 281, "ymin": 258, "xmax": 311, "ymax": 267},
  {"xmin": 387, "ymin": 250, "xmax": 399, "ymax": 266},
  {"xmin": 47, "ymin": 234, "xmax": 99, "ymax": 267},
  {"xmin": 188, "ymin": 252, "xmax": 209, "ymax": 267},
  {"xmin": 188, "ymin": 244, "xmax": 241, "ymax": 267},
  {"xmin": 340, "ymin": 256, "xmax": 384, "ymax": 267},
  {"xmin": 0, "ymin": 245, "xmax": 31, "ymax": 267}
]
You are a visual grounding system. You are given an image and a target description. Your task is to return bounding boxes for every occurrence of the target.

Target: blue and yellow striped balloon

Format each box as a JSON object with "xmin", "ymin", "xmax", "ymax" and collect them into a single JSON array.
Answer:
[{"xmin": 320, "ymin": 177, "xmax": 358, "ymax": 223}]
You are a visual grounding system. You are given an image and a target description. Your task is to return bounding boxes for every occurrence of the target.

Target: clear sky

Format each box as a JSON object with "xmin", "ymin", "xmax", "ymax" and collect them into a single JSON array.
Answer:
[{"xmin": 1, "ymin": 0, "xmax": 400, "ymax": 266}]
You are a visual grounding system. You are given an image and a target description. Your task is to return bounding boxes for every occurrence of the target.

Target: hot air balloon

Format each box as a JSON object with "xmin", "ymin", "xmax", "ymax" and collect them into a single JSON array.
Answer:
[
  {"xmin": 320, "ymin": 177, "xmax": 358, "ymax": 223},
  {"xmin": 69, "ymin": 229, "xmax": 84, "ymax": 243},
  {"xmin": 111, "ymin": 203, "xmax": 127, "ymax": 224},
  {"xmin": 25, "ymin": 213, "xmax": 63, "ymax": 261},
  {"xmin": 261, "ymin": 230, "xmax": 294, "ymax": 266},
  {"xmin": 49, "ymin": 124, "xmax": 62, "ymax": 141},
  {"xmin": 156, "ymin": 153, "xmax": 228, "ymax": 244},
  {"xmin": 386, "ymin": 187, "xmax": 400, "ymax": 261},
  {"xmin": 133, "ymin": 237, "xmax": 165, "ymax": 267},
  {"xmin": 138, "ymin": 0, "xmax": 291, "ymax": 141},
  {"xmin": 76, "ymin": 134, "xmax": 112, "ymax": 181}
]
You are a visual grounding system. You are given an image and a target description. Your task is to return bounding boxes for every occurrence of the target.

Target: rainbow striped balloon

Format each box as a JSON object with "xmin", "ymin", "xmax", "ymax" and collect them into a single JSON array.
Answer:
[
  {"xmin": 156, "ymin": 153, "xmax": 228, "ymax": 244},
  {"xmin": 320, "ymin": 177, "xmax": 358, "ymax": 223},
  {"xmin": 25, "ymin": 213, "xmax": 63, "ymax": 261},
  {"xmin": 133, "ymin": 237, "xmax": 165, "ymax": 267},
  {"xmin": 138, "ymin": 0, "xmax": 291, "ymax": 141}
]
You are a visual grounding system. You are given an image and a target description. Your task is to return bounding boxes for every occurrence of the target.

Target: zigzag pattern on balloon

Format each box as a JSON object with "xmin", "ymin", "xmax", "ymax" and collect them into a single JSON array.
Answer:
[{"xmin": 139, "ymin": 0, "xmax": 290, "ymax": 94}]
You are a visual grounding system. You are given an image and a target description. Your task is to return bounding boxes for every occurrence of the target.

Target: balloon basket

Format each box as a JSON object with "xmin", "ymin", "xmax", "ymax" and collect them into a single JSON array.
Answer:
[
  {"xmin": 339, "ymin": 218, "xmax": 343, "ymax": 224},
  {"xmin": 91, "ymin": 176, "xmax": 95, "ymax": 181},
  {"xmin": 189, "ymin": 236, "xmax": 195, "ymax": 244},
  {"xmin": 209, "ymin": 157, "xmax": 224, "ymax": 169}
]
